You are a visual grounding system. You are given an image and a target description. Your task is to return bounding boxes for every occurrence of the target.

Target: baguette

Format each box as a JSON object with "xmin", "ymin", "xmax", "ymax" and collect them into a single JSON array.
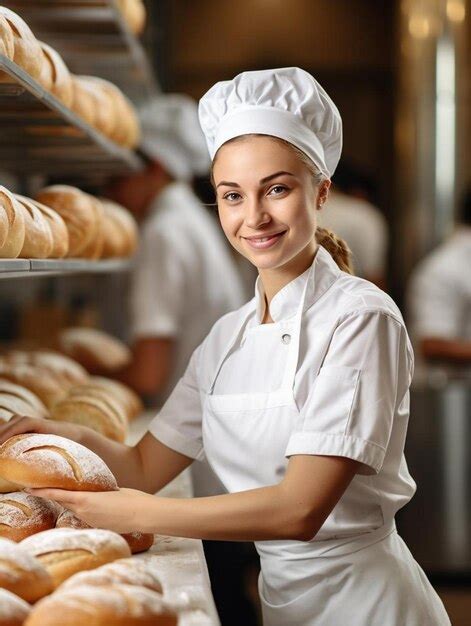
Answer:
[
  {"xmin": 0, "ymin": 536, "xmax": 53, "ymax": 602},
  {"xmin": 0, "ymin": 588, "xmax": 31, "ymax": 625},
  {"xmin": 0, "ymin": 491, "xmax": 59, "ymax": 542},
  {"xmin": 0, "ymin": 433, "xmax": 118, "ymax": 492},
  {"xmin": 0, "ymin": 8, "xmax": 42, "ymax": 82},
  {"xmin": 38, "ymin": 42, "xmax": 73, "ymax": 107},
  {"xmin": 0, "ymin": 187, "xmax": 25, "ymax": 259},
  {"xmin": 14, "ymin": 195, "xmax": 54, "ymax": 259},
  {"xmin": 21, "ymin": 528, "xmax": 131, "ymax": 588},
  {"xmin": 0, "ymin": 14, "xmax": 14, "ymax": 60},
  {"xmin": 19, "ymin": 196, "xmax": 69, "ymax": 258}
]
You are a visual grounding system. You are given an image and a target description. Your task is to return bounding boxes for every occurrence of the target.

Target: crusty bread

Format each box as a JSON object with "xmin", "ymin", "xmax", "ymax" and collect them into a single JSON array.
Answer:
[
  {"xmin": 57, "ymin": 328, "xmax": 131, "ymax": 374},
  {"xmin": 50, "ymin": 393, "xmax": 127, "ymax": 443},
  {"xmin": 76, "ymin": 196, "xmax": 104, "ymax": 260},
  {"xmin": 0, "ymin": 14, "xmax": 14, "ymax": 61},
  {"xmin": 0, "ymin": 378, "xmax": 49, "ymax": 422},
  {"xmin": 0, "ymin": 186, "xmax": 25, "ymax": 259},
  {"xmin": 0, "ymin": 362, "xmax": 68, "ymax": 409},
  {"xmin": 117, "ymin": 0, "xmax": 147, "ymax": 35},
  {"xmin": 25, "ymin": 583, "xmax": 176, "ymax": 626},
  {"xmin": 36, "ymin": 44, "xmax": 53, "ymax": 92},
  {"xmin": 0, "ymin": 433, "xmax": 118, "ymax": 492},
  {"xmin": 100, "ymin": 199, "xmax": 138, "ymax": 257},
  {"xmin": 55, "ymin": 507, "xmax": 89, "ymax": 531},
  {"xmin": 91, "ymin": 377, "xmax": 142, "ymax": 421},
  {"xmin": 0, "ymin": 8, "xmax": 42, "ymax": 82},
  {"xmin": 35, "ymin": 185, "xmax": 99, "ymax": 257},
  {"xmin": 14, "ymin": 195, "xmax": 54, "ymax": 259},
  {"xmin": 61, "ymin": 556, "xmax": 162, "ymax": 593},
  {"xmin": 74, "ymin": 76, "xmax": 117, "ymax": 137},
  {"xmin": 0, "ymin": 491, "xmax": 59, "ymax": 542},
  {"xmin": 5, "ymin": 350, "xmax": 89, "ymax": 389},
  {"xmin": 70, "ymin": 76, "xmax": 96, "ymax": 126},
  {"xmin": 20, "ymin": 197, "xmax": 69, "ymax": 258},
  {"xmin": 0, "ymin": 536, "xmax": 53, "ymax": 602},
  {"xmin": 21, "ymin": 528, "xmax": 131, "ymax": 589},
  {"xmin": 0, "ymin": 588, "xmax": 31, "ymax": 625},
  {"xmin": 38, "ymin": 42, "xmax": 73, "ymax": 107}
]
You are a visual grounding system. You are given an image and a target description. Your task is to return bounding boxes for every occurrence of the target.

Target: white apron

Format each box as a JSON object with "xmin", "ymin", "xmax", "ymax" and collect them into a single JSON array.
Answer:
[{"xmin": 202, "ymin": 280, "xmax": 450, "ymax": 626}]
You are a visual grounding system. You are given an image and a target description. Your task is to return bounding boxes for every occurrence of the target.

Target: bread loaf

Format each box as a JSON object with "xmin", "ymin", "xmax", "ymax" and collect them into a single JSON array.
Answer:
[
  {"xmin": 0, "ymin": 588, "xmax": 31, "ymax": 625},
  {"xmin": 91, "ymin": 377, "xmax": 142, "ymax": 420},
  {"xmin": 36, "ymin": 44, "xmax": 53, "ymax": 92},
  {"xmin": 0, "ymin": 379, "xmax": 49, "ymax": 422},
  {"xmin": 56, "ymin": 509, "xmax": 153, "ymax": 555},
  {"xmin": 0, "ymin": 536, "xmax": 53, "ymax": 602},
  {"xmin": 0, "ymin": 14, "xmax": 14, "ymax": 61},
  {"xmin": 0, "ymin": 433, "xmax": 118, "ymax": 491},
  {"xmin": 38, "ymin": 42, "xmax": 73, "ymax": 107},
  {"xmin": 0, "ymin": 8, "xmax": 42, "ymax": 82},
  {"xmin": 34, "ymin": 185, "xmax": 99, "ymax": 257},
  {"xmin": 14, "ymin": 195, "xmax": 54, "ymax": 259},
  {"xmin": 74, "ymin": 76, "xmax": 117, "ymax": 137},
  {"xmin": 61, "ymin": 556, "xmax": 163, "ymax": 593},
  {"xmin": 117, "ymin": 0, "xmax": 147, "ymax": 35},
  {"xmin": 0, "ymin": 491, "xmax": 59, "ymax": 542},
  {"xmin": 5, "ymin": 351, "xmax": 89, "ymax": 388},
  {"xmin": 57, "ymin": 328, "xmax": 131, "ymax": 373},
  {"xmin": 19, "ymin": 197, "xmax": 69, "ymax": 258},
  {"xmin": 25, "ymin": 583, "xmax": 177, "ymax": 626},
  {"xmin": 21, "ymin": 528, "xmax": 131, "ymax": 588},
  {"xmin": 76, "ymin": 196, "xmax": 104, "ymax": 260},
  {"xmin": 50, "ymin": 393, "xmax": 127, "ymax": 443},
  {"xmin": 0, "ymin": 186, "xmax": 25, "ymax": 259},
  {"xmin": 70, "ymin": 76, "xmax": 96, "ymax": 126},
  {"xmin": 0, "ymin": 362, "xmax": 67, "ymax": 409},
  {"xmin": 100, "ymin": 198, "xmax": 138, "ymax": 257}
]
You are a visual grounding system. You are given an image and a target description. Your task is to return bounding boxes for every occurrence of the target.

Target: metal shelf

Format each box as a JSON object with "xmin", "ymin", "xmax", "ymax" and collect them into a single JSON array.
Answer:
[
  {"xmin": 0, "ymin": 56, "xmax": 143, "ymax": 178},
  {"xmin": 4, "ymin": 0, "xmax": 159, "ymax": 104},
  {"xmin": 0, "ymin": 257, "xmax": 133, "ymax": 279}
]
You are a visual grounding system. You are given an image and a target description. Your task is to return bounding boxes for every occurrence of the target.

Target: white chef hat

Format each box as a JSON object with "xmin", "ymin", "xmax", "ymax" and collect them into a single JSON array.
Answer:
[
  {"xmin": 198, "ymin": 67, "xmax": 342, "ymax": 179},
  {"xmin": 139, "ymin": 94, "xmax": 210, "ymax": 181}
]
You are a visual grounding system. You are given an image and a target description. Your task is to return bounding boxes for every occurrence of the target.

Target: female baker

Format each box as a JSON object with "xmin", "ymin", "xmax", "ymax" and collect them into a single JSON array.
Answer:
[{"xmin": 0, "ymin": 68, "xmax": 450, "ymax": 625}]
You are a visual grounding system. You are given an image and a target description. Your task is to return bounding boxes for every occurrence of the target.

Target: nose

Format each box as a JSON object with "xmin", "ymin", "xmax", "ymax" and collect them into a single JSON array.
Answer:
[{"xmin": 244, "ymin": 196, "xmax": 271, "ymax": 230}]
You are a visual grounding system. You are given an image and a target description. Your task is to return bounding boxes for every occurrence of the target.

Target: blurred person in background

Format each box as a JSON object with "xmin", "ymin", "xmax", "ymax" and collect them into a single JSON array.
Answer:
[
  {"xmin": 107, "ymin": 94, "xmax": 257, "ymax": 626},
  {"xmin": 407, "ymin": 189, "xmax": 471, "ymax": 377},
  {"xmin": 318, "ymin": 160, "xmax": 388, "ymax": 290}
]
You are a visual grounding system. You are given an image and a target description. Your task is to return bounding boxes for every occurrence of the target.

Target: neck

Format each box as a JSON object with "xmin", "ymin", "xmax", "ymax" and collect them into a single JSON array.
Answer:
[{"xmin": 258, "ymin": 241, "xmax": 318, "ymax": 317}]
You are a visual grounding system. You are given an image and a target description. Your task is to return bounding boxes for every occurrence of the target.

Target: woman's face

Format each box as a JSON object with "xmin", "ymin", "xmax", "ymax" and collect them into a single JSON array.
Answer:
[{"xmin": 213, "ymin": 135, "xmax": 329, "ymax": 272}]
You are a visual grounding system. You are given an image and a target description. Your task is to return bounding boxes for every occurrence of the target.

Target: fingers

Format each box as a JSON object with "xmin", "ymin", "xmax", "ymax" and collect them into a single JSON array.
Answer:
[
  {"xmin": 0, "ymin": 414, "xmax": 47, "ymax": 444},
  {"xmin": 26, "ymin": 488, "xmax": 83, "ymax": 508}
]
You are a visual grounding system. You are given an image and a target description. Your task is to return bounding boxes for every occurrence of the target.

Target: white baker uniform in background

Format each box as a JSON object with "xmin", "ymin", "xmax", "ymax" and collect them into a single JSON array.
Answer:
[
  {"xmin": 318, "ymin": 188, "xmax": 388, "ymax": 279},
  {"xmin": 148, "ymin": 245, "xmax": 450, "ymax": 625}
]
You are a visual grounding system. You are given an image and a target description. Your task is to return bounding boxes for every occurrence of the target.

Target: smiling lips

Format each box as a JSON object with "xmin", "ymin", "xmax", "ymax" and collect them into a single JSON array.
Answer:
[{"xmin": 243, "ymin": 230, "xmax": 287, "ymax": 250}]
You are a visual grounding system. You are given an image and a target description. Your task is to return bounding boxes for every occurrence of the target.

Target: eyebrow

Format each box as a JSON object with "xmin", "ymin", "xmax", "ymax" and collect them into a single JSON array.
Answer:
[{"xmin": 216, "ymin": 171, "xmax": 295, "ymax": 189}]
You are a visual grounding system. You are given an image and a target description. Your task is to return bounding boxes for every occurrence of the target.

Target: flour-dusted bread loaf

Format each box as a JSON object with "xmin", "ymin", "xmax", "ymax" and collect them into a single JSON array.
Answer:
[
  {"xmin": 0, "ymin": 433, "xmax": 118, "ymax": 492},
  {"xmin": 50, "ymin": 392, "xmax": 127, "ymax": 443},
  {"xmin": 0, "ymin": 536, "xmax": 53, "ymax": 602},
  {"xmin": 38, "ymin": 42, "xmax": 73, "ymax": 107},
  {"xmin": 0, "ymin": 8, "xmax": 42, "ymax": 82},
  {"xmin": 21, "ymin": 528, "xmax": 131, "ymax": 589},
  {"xmin": 61, "ymin": 556, "xmax": 163, "ymax": 593},
  {"xmin": 0, "ymin": 379, "xmax": 49, "ymax": 422},
  {"xmin": 0, "ymin": 187, "xmax": 25, "ymax": 259},
  {"xmin": 0, "ymin": 362, "xmax": 68, "ymax": 409},
  {"xmin": 0, "ymin": 491, "xmax": 59, "ymax": 542},
  {"xmin": 100, "ymin": 198, "xmax": 138, "ymax": 258},
  {"xmin": 91, "ymin": 376, "xmax": 142, "ymax": 421},
  {"xmin": 57, "ymin": 328, "xmax": 132, "ymax": 374},
  {"xmin": 34, "ymin": 185, "xmax": 99, "ymax": 257},
  {"xmin": 19, "ymin": 197, "xmax": 69, "ymax": 258},
  {"xmin": 14, "ymin": 195, "xmax": 54, "ymax": 259},
  {"xmin": 55, "ymin": 508, "xmax": 153, "ymax": 555},
  {"xmin": 0, "ymin": 588, "xmax": 31, "ymax": 625},
  {"xmin": 117, "ymin": 0, "xmax": 147, "ymax": 35},
  {"xmin": 0, "ymin": 13, "xmax": 14, "ymax": 60},
  {"xmin": 76, "ymin": 196, "xmax": 104, "ymax": 260},
  {"xmin": 25, "ymin": 583, "xmax": 177, "ymax": 626}
]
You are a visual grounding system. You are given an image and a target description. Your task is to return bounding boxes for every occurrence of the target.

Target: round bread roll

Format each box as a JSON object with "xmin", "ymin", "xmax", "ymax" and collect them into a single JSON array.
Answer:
[
  {"xmin": 0, "ymin": 536, "xmax": 53, "ymax": 602},
  {"xmin": 0, "ymin": 14, "xmax": 14, "ymax": 61},
  {"xmin": 0, "ymin": 433, "xmax": 118, "ymax": 492},
  {"xmin": 0, "ymin": 379, "xmax": 49, "ymax": 422},
  {"xmin": 0, "ymin": 8, "xmax": 42, "ymax": 83},
  {"xmin": 91, "ymin": 377, "xmax": 142, "ymax": 420},
  {"xmin": 20, "ymin": 528, "xmax": 131, "ymax": 589},
  {"xmin": 38, "ymin": 42, "xmax": 73, "ymax": 107},
  {"xmin": 76, "ymin": 196, "xmax": 104, "ymax": 260},
  {"xmin": 70, "ymin": 76, "xmax": 96, "ymax": 126},
  {"xmin": 50, "ymin": 393, "xmax": 127, "ymax": 443},
  {"xmin": 14, "ymin": 195, "xmax": 54, "ymax": 259},
  {"xmin": 61, "ymin": 556, "xmax": 163, "ymax": 593},
  {"xmin": 0, "ymin": 187, "xmax": 25, "ymax": 259},
  {"xmin": 25, "ymin": 583, "xmax": 176, "ymax": 626},
  {"xmin": 34, "ymin": 185, "xmax": 99, "ymax": 257},
  {"xmin": 100, "ymin": 199, "xmax": 138, "ymax": 257},
  {"xmin": 56, "ymin": 509, "xmax": 153, "ymax": 554},
  {"xmin": 18, "ymin": 197, "xmax": 69, "ymax": 258},
  {"xmin": 0, "ymin": 588, "xmax": 31, "ymax": 626},
  {"xmin": 117, "ymin": 0, "xmax": 147, "ymax": 35},
  {"xmin": 0, "ymin": 362, "xmax": 67, "ymax": 409},
  {"xmin": 0, "ymin": 492, "xmax": 59, "ymax": 542},
  {"xmin": 57, "ymin": 328, "xmax": 131, "ymax": 374}
]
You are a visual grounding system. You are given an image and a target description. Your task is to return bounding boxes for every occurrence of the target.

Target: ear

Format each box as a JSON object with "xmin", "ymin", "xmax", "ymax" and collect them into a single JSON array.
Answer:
[{"xmin": 316, "ymin": 179, "xmax": 331, "ymax": 210}]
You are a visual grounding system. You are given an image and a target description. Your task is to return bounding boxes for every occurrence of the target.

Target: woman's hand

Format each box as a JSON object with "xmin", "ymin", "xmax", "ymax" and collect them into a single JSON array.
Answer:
[
  {"xmin": 27, "ymin": 487, "xmax": 155, "ymax": 534},
  {"xmin": 0, "ymin": 414, "xmax": 85, "ymax": 445}
]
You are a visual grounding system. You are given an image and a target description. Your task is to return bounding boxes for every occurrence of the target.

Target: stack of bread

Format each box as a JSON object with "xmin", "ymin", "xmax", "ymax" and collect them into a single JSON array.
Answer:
[
  {"xmin": 0, "ymin": 183, "xmax": 138, "ymax": 260},
  {"xmin": 0, "ymin": 6, "xmax": 141, "ymax": 148},
  {"xmin": 116, "ymin": 0, "xmax": 147, "ymax": 35},
  {"xmin": 0, "ymin": 433, "xmax": 175, "ymax": 625}
]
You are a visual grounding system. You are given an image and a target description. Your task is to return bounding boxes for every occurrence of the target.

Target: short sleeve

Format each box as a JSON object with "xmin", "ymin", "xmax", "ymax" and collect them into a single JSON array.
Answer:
[
  {"xmin": 286, "ymin": 310, "xmax": 410, "ymax": 474},
  {"xmin": 147, "ymin": 345, "xmax": 204, "ymax": 460},
  {"xmin": 131, "ymin": 226, "xmax": 186, "ymax": 339}
]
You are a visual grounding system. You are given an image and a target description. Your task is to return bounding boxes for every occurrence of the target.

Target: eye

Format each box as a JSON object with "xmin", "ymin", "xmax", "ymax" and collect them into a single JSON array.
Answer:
[
  {"xmin": 222, "ymin": 191, "xmax": 242, "ymax": 202},
  {"xmin": 268, "ymin": 185, "xmax": 288, "ymax": 196}
]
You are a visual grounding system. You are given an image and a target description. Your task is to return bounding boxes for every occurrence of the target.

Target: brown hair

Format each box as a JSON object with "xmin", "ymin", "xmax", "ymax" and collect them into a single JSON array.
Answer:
[{"xmin": 211, "ymin": 134, "xmax": 354, "ymax": 274}]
